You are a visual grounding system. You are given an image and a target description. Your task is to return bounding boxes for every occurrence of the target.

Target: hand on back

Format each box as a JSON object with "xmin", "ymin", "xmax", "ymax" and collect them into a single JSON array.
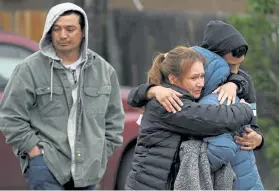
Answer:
[
  {"xmin": 148, "ymin": 86, "xmax": 183, "ymax": 113},
  {"xmin": 212, "ymin": 82, "xmax": 238, "ymax": 105}
]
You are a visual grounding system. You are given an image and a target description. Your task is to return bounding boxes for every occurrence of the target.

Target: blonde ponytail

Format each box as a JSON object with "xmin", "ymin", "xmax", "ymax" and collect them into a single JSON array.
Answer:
[{"xmin": 147, "ymin": 54, "xmax": 165, "ymax": 85}]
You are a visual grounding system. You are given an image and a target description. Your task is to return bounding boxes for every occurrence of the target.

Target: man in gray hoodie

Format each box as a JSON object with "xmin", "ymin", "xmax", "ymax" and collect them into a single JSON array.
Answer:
[{"xmin": 0, "ymin": 3, "xmax": 124, "ymax": 190}]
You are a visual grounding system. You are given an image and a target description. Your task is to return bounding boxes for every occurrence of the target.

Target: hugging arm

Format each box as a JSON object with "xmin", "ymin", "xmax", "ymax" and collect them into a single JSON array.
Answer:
[
  {"xmin": 144, "ymin": 98, "xmax": 254, "ymax": 137},
  {"xmin": 233, "ymin": 69, "xmax": 264, "ymax": 150},
  {"xmin": 128, "ymin": 77, "xmax": 250, "ymax": 112},
  {"xmin": 127, "ymin": 83, "xmax": 154, "ymax": 107},
  {"xmin": 127, "ymin": 83, "xmax": 183, "ymax": 112}
]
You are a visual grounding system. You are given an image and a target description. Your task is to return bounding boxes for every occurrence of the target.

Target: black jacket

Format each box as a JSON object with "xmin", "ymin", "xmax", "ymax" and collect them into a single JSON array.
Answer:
[
  {"xmin": 127, "ymin": 73, "xmax": 264, "ymax": 150},
  {"xmin": 125, "ymin": 84, "xmax": 254, "ymax": 190},
  {"xmin": 237, "ymin": 69, "xmax": 257, "ymax": 103}
]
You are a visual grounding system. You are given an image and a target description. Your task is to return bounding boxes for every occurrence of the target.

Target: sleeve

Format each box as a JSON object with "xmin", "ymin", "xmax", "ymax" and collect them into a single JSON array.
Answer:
[
  {"xmin": 237, "ymin": 69, "xmax": 257, "ymax": 103},
  {"xmin": 127, "ymin": 83, "xmax": 154, "ymax": 107},
  {"xmin": 105, "ymin": 70, "xmax": 125, "ymax": 157},
  {"xmin": 236, "ymin": 70, "xmax": 264, "ymax": 150},
  {"xmin": 249, "ymin": 116, "xmax": 264, "ymax": 150},
  {"xmin": 145, "ymin": 97, "xmax": 254, "ymax": 137},
  {"xmin": 0, "ymin": 63, "xmax": 40, "ymax": 154},
  {"xmin": 227, "ymin": 72, "xmax": 250, "ymax": 99}
]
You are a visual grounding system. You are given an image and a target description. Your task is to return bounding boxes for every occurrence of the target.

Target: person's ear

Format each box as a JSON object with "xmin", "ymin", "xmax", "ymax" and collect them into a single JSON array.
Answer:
[{"xmin": 168, "ymin": 74, "xmax": 178, "ymax": 85}]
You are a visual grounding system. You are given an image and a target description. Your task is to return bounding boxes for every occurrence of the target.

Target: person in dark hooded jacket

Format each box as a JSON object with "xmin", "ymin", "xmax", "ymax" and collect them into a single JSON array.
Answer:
[
  {"xmin": 127, "ymin": 20, "xmax": 263, "ymax": 151},
  {"xmin": 125, "ymin": 46, "xmax": 255, "ymax": 190}
]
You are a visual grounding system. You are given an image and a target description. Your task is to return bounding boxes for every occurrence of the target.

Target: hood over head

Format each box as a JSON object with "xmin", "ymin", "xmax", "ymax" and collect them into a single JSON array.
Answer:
[
  {"xmin": 200, "ymin": 20, "xmax": 248, "ymax": 56},
  {"xmin": 39, "ymin": 2, "xmax": 89, "ymax": 60}
]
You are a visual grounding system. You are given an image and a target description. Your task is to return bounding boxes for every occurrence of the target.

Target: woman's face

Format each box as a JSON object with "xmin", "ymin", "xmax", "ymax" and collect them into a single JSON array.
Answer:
[{"xmin": 170, "ymin": 61, "xmax": 205, "ymax": 99}]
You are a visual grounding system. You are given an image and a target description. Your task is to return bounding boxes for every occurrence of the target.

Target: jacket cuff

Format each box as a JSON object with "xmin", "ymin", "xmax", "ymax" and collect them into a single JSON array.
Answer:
[
  {"xmin": 21, "ymin": 134, "xmax": 40, "ymax": 154},
  {"xmin": 227, "ymin": 73, "xmax": 249, "ymax": 96},
  {"xmin": 254, "ymin": 133, "xmax": 264, "ymax": 151},
  {"xmin": 141, "ymin": 83, "xmax": 155, "ymax": 100}
]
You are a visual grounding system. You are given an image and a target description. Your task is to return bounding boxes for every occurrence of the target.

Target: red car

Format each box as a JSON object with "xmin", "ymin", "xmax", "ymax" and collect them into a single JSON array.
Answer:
[{"xmin": 0, "ymin": 31, "xmax": 140, "ymax": 190}]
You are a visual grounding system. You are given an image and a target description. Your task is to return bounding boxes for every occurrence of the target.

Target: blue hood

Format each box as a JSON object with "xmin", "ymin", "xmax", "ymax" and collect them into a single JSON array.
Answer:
[{"xmin": 192, "ymin": 46, "xmax": 230, "ymax": 97}]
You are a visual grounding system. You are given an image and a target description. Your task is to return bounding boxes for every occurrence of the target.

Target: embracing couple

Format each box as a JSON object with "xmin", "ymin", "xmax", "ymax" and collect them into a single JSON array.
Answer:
[{"xmin": 125, "ymin": 21, "xmax": 264, "ymax": 190}]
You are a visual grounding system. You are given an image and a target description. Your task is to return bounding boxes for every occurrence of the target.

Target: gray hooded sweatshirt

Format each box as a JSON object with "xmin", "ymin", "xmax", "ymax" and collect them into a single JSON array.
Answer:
[{"xmin": 0, "ymin": 2, "xmax": 124, "ymax": 187}]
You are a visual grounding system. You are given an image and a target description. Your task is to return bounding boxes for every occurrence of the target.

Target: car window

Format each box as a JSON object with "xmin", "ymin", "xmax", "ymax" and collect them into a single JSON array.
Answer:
[
  {"xmin": 0, "ymin": 57, "xmax": 23, "ymax": 91},
  {"xmin": 0, "ymin": 58, "xmax": 23, "ymax": 80},
  {"xmin": 0, "ymin": 43, "xmax": 35, "ymax": 90},
  {"xmin": 0, "ymin": 43, "xmax": 34, "ymax": 59}
]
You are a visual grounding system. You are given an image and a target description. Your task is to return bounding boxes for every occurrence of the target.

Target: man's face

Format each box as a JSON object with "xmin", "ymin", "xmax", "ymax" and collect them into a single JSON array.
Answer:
[
  {"xmin": 51, "ymin": 13, "xmax": 83, "ymax": 54},
  {"xmin": 223, "ymin": 52, "xmax": 245, "ymax": 65}
]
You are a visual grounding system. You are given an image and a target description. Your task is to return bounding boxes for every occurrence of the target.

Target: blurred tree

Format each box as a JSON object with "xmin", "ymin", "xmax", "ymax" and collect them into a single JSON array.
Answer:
[{"xmin": 228, "ymin": 0, "xmax": 279, "ymax": 175}]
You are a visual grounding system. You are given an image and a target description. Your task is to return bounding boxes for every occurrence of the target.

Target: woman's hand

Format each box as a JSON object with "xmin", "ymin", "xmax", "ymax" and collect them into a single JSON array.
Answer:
[
  {"xmin": 147, "ymin": 86, "xmax": 183, "ymax": 113},
  {"xmin": 212, "ymin": 82, "xmax": 238, "ymax": 105},
  {"xmin": 234, "ymin": 127, "xmax": 263, "ymax": 151}
]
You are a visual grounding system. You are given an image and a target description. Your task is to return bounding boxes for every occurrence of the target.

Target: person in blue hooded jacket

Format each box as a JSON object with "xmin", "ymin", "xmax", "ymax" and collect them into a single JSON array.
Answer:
[{"xmin": 191, "ymin": 46, "xmax": 264, "ymax": 190}]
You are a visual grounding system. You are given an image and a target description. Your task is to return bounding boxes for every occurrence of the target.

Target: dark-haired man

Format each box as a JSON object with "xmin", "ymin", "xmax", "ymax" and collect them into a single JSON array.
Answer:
[{"xmin": 0, "ymin": 3, "xmax": 124, "ymax": 190}]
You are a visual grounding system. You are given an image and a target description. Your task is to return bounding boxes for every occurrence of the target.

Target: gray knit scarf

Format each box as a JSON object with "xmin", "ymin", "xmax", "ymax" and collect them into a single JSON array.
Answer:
[{"xmin": 174, "ymin": 140, "xmax": 236, "ymax": 190}]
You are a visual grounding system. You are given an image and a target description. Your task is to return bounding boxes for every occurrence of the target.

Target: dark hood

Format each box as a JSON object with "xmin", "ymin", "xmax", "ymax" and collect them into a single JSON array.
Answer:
[{"xmin": 200, "ymin": 20, "xmax": 248, "ymax": 56}]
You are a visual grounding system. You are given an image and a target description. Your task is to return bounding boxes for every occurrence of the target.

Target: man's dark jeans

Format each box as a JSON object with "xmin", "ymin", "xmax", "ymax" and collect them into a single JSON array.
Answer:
[{"xmin": 24, "ymin": 155, "xmax": 95, "ymax": 190}]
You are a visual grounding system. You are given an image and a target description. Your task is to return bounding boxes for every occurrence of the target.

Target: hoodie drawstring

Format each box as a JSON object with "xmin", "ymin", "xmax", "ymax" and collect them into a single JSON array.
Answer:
[{"xmin": 50, "ymin": 61, "xmax": 54, "ymax": 101}]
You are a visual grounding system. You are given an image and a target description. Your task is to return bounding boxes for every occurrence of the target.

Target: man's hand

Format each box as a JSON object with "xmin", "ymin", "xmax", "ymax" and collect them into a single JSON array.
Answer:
[
  {"xmin": 234, "ymin": 127, "xmax": 263, "ymax": 151},
  {"xmin": 27, "ymin": 145, "xmax": 41, "ymax": 158},
  {"xmin": 147, "ymin": 86, "xmax": 183, "ymax": 113},
  {"xmin": 212, "ymin": 82, "xmax": 238, "ymax": 105}
]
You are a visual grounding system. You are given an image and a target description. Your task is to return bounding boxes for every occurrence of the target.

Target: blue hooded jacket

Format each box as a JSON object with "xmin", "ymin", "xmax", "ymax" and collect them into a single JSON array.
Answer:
[{"xmin": 192, "ymin": 46, "xmax": 263, "ymax": 190}]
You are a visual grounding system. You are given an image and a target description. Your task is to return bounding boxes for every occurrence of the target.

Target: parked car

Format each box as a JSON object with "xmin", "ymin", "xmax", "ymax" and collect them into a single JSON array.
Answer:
[{"xmin": 0, "ymin": 31, "xmax": 140, "ymax": 190}]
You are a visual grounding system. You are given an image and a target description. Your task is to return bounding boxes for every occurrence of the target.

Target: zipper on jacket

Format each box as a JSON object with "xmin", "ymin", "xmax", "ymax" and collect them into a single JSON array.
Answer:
[{"xmin": 167, "ymin": 145, "xmax": 181, "ymax": 190}]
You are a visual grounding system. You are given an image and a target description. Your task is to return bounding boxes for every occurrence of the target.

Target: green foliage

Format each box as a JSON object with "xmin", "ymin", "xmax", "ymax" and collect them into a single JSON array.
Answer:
[
  {"xmin": 228, "ymin": 0, "xmax": 279, "ymax": 174},
  {"xmin": 249, "ymin": 0, "xmax": 279, "ymax": 14},
  {"xmin": 227, "ymin": 2, "xmax": 276, "ymax": 93},
  {"xmin": 260, "ymin": 107, "xmax": 279, "ymax": 177},
  {"xmin": 258, "ymin": 118, "xmax": 279, "ymax": 173}
]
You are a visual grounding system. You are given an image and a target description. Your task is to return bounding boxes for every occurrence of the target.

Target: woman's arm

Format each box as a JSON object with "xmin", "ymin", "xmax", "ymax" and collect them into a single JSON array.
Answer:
[
  {"xmin": 144, "ymin": 97, "xmax": 254, "ymax": 137},
  {"xmin": 128, "ymin": 80, "xmax": 248, "ymax": 113},
  {"xmin": 127, "ymin": 83, "xmax": 183, "ymax": 112},
  {"xmin": 127, "ymin": 83, "xmax": 154, "ymax": 107}
]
